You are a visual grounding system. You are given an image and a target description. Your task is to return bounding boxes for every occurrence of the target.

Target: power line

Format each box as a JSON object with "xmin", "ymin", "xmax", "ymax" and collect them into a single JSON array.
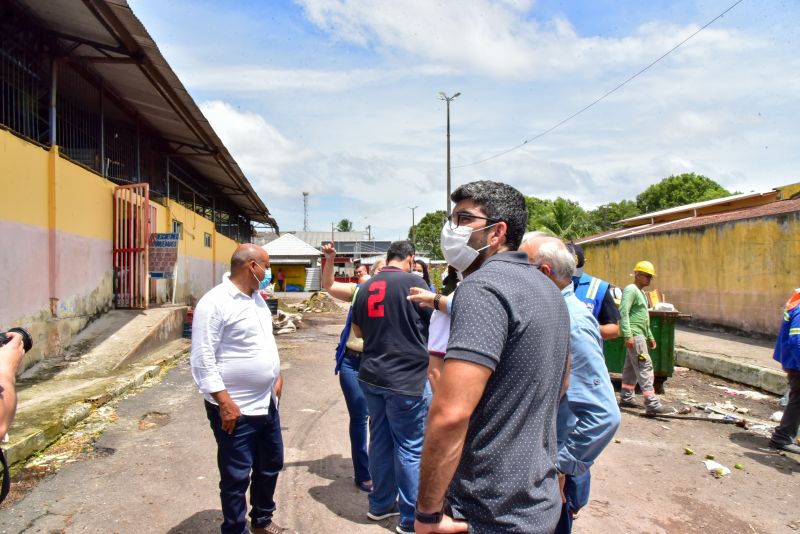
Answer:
[{"xmin": 454, "ymin": 0, "xmax": 746, "ymax": 169}]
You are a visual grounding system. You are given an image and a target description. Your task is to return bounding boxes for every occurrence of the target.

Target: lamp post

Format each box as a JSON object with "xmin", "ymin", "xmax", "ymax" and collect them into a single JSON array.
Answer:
[
  {"xmin": 438, "ymin": 91, "xmax": 460, "ymax": 215},
  {"xmin": 409, "ymin": 206, "xmax": 418, "ymax": 246}
]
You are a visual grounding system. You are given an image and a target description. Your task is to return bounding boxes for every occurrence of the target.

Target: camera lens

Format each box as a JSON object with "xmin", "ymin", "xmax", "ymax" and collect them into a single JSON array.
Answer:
[{"xmin": 7, "ymin": 327, "xmax": 33, "ymax": 353}]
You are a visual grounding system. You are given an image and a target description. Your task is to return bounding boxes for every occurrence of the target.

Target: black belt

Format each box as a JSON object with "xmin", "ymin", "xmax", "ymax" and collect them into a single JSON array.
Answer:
[{"xmin": 344, "ymin": 348, "xmax": 362, "ymax": 359}]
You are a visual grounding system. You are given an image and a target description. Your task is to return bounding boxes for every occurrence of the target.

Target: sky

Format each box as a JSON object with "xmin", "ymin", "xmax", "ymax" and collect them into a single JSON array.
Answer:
[{"xmin": 129, "ymin": 0, "xmax": 800, "ymax": 240}]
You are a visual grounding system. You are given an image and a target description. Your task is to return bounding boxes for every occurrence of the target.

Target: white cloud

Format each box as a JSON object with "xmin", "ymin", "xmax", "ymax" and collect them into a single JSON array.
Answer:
[{"xmin": 295, "ymin": 0, "xmax": 760, "ymax": 79}]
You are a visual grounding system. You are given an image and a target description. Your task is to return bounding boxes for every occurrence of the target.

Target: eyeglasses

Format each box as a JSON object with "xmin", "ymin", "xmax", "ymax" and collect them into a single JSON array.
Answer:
[{"xmin": 446, "ymin": 211, "xmax": 500, "ymax": 228}]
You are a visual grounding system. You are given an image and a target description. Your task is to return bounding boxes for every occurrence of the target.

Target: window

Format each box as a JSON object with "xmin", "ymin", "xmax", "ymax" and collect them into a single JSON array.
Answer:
[
  {"xmin": 172, "ymin": 219, "xmax": 183, "ymax": 240},
  {"xmin": 204, "ymin": 232, "xmax": 212, "ymax": 248}
]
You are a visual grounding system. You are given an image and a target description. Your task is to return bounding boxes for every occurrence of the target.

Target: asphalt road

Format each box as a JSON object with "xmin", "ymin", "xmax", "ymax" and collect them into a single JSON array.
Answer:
[{"xmin": 1, "ymin": 309, "xmax": 798, "ymax": 533}]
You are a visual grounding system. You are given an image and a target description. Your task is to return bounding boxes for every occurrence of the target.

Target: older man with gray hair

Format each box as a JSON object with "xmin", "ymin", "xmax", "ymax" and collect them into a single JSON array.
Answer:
[{"xmin": 519, "ymin": 232, "xmax": 620, "ymax": 534}]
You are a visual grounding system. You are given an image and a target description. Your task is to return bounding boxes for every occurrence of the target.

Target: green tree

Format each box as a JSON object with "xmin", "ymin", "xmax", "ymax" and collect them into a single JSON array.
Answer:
[
  {"xmin": 529, "ymin": 197, "xmax": 597, "ymax": 240},
  {"xmin": 636, "ymin": 173, "xmax": 731, "ymax": 213},
  {"xmin": 525, "ymin": 196, "xmax": 553, "ymax": 230},
  {"xmin": 589, "ymin": 200, "xmax": 640, "ymax": 232},
  {"xmin": 336, "ymin": 219, "xmax": 354, "ymax": 232},
  {"xmin": 409, "ymin": 210, "xmax": 446, "ymax": 259}
]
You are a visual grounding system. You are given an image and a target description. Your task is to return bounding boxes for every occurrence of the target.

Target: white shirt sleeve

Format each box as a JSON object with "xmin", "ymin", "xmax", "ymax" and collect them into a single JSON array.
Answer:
[{"xmin": 190, "ymin": 298, "xmax": 226, "ymax": 394}]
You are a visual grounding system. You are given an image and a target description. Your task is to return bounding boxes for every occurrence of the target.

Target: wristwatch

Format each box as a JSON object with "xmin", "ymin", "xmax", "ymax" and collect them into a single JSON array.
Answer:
[{"xmin": 414, "ymin": 508, "xmax": 443, "ymax": 524}]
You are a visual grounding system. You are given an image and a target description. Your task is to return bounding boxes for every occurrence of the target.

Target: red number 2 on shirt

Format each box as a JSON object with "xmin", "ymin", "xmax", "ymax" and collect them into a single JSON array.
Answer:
[{"xmin": 367, "ymin": 281, "xmax": 386, "ymax": 318}]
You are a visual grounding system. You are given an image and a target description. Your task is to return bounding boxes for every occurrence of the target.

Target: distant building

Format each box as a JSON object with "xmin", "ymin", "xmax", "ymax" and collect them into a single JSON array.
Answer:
[
  {"xmin": 577, "ymin": 183, "xmax": 800, "ymax": 336},
  {"xmin": 262, "ymin": 234, "xmax": 321, "ymax": 291},
  {"xmin": 1, "ymin": 1, "xmax": 277, "ymax": 369}
]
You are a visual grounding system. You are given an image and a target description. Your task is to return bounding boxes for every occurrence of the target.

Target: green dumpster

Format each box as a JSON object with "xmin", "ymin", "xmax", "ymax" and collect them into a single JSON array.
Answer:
[{"xmin": 603, "ymin": 310, "xmax": 683, "ymax": 393}]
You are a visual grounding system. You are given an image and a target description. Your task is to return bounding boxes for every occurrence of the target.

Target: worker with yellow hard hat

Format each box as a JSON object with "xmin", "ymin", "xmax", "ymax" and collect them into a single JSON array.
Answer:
[{"xmin": 618, "ymin": 260, "xmax": 673, "ymax": 415}]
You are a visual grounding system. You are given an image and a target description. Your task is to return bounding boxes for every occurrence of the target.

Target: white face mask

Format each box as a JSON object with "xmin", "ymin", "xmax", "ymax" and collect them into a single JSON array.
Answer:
[
  {"xmin": 440, "ymin": 221, "xmax": 496, "ymax": 272},
  {"xmin": 412, "ymin": 271, "xmax": 424, "ymax": 277}
]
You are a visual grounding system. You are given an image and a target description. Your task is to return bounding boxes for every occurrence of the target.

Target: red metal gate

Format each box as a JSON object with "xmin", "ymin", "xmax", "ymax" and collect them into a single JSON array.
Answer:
[{"xmin": 113, "ymin": 184, "xmax": 151, "ymax": 308}]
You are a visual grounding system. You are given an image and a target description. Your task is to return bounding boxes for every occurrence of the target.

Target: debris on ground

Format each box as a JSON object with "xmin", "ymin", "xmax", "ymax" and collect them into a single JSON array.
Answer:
[
  {"xmin": 285, "ymin": 292, "xmax": 341, "ymax": 313},
  {"xmin": 770, "ymin": 411, "xmax": 784, "ymax": 422},
  {"xmin": 713, "ymin": 386, "xmax": 771, "ymax": 401},
  {"xmin": 684, "ymin": 447, "xmax": 695, "ymax": 455},
  {"xmin": 703, "ymin": 459, "xmax": 731, "ymax": 478},
  {"xmin": 734, "ymin": 463, "xmax": 745, "ymax": 470},
  {"xmin": 273, "ymin": 310, "xmax": 303, "ymax": 335},
  {"xmin": 705, "ymin": 454, "xmax": 715, "ymax": 460}
]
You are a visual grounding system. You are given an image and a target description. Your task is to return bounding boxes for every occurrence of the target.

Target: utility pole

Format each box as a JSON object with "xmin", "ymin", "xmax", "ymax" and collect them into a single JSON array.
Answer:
[
  {"xmin": 409, "ymin": 206, "xmax": 418, "ymax": 246},
  {"xmin": 302, "ymin": 192, "xmax": 309, "ymax": 231},
  {"xmin": 365, "ymin": 224, "xmax": 372, "ymax": 240},
  {"xmin": 331, "ymin": 221, "xmax": 334, "ymax": 245},
  {"xmin": 438, "ymin": 91, "xmax": 461, "ymax": 215}
]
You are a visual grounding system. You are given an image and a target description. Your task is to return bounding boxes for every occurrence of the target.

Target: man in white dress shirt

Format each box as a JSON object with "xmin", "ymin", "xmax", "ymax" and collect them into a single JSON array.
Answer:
[{"xmin": 191, "ymin": 244, "xmax": 290, "ymax": 534}]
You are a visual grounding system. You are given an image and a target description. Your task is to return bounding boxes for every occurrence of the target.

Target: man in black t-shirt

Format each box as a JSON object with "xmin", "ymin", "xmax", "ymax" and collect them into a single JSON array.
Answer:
[{"xmin": 351, "ymin": 240, "xmax": 432, "ymax": 534}]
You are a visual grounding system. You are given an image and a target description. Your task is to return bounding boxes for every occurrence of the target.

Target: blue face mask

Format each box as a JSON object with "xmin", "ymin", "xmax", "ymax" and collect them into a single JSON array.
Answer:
[{"xmin": 253, "ymin": 263, "xmax": 272, "ymax": 290}]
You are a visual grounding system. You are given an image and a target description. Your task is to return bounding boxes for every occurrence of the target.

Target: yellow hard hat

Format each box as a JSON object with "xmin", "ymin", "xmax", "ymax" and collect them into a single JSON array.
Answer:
[{"xmin": 634, "ymin": 260, "xmax": 656, "ymax": 276}]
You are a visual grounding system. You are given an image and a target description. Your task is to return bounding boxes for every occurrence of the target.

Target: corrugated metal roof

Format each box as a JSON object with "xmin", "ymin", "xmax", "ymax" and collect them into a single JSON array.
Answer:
[
  {"xmin": 578, "ymin": 198, "xmax": 800, "ymax": 245},
  {"xmin": 622, "ymin": 189, "xmax": 778, "ymax": 227},
  {"xmin": 288, "ymin": 231, "xmax": 369, "ymax": 248},
  {"xmin": 263, "ymin": 233, "xmax": 321, "ymax": 258},
  {"xmin": 15, "ymin": 0, "xmax": 276, "ymax": 227}
]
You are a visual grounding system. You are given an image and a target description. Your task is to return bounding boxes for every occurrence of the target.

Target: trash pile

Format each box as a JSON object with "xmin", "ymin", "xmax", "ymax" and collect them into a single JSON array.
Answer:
[
  {"xmin": 273, "ymin": 309, "xmax": 303, "ymax": 335},
  {"xmin": 284, "ymin": 292, "xmax": 341, "ymax": 314}
]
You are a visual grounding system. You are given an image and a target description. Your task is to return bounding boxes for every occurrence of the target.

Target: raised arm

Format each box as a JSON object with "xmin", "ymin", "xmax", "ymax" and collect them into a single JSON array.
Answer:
[{"xmin": 321, "ymin": 243, "xmax": 357, "ymax": 302}]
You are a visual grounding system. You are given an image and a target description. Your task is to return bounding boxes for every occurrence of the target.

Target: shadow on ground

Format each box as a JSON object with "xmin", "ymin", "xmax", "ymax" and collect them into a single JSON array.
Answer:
[
  {"xmin": 286, "ymin": 453, "xmax": 395, "ymax": 531},
  {"xmin": 167, "ymin": 509, "xmax": 223, "ymax": 533},
  {"xmin": 729, "ymin": 431, "xmax": 800, "ymax": 473}
]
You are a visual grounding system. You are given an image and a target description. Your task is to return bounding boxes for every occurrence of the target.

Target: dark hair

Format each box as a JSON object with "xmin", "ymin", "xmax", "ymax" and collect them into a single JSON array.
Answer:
[
  {"xmin": 414, "ymin": 259, "xmax": 430, "ymax": 285},
  {"xmin": 442, "ymin": 265, "xmax": 458, "ymax": 296},
  {"xmin": 451, "ymin": 180, "xmax": 528, "ymax": 250},
  {"xmin": 386, "ymin": 240, "xmax": 416, "ymax": 262}
]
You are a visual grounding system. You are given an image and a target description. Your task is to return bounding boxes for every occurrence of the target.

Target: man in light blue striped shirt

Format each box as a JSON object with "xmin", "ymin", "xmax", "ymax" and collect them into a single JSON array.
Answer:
[{"xmin": 520, "ymin": 233, "xmax": 621, "ymax": 534}]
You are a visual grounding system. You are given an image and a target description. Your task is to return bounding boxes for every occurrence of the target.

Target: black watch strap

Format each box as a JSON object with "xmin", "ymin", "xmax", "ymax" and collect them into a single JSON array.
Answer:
[{"xmin": 414, "ymin": 508, "xmax": 443, "ymax": 524}]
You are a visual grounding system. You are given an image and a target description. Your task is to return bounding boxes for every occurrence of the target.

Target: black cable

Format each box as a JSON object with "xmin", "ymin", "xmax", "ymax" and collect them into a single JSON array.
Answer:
[{"xmin": 454, "ymin": 0, "xmax": 746, "ymax": 169}]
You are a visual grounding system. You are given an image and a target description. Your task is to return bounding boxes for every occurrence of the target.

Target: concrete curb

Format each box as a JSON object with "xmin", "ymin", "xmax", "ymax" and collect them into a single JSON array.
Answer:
[
  {"xmin": 675, "ymin": 348, "xmax": 787, "ymax": 395},
  {"xmin": 6, "ymin": 345, "xmax": 189, "ymax": 467}
]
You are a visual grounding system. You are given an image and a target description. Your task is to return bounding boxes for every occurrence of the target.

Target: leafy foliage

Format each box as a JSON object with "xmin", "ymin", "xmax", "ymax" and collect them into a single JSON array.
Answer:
[
  {"xmin": 527, "ymin": 196, "xmax": 598, "ymax": 240},
  {"xmin": 336, "ymin": 219, "xmax": 354, "ymax": 232},
  {"xmin": 589, "ymin": 200, "xmax": 640, "ymax": 232},
  {"xmin": 408, "ymin": 210, "xmax": 447, "ymax": 259},
  {"xmin": 636, "ymin": 173, "xmax": 731, "ymax": 213}
]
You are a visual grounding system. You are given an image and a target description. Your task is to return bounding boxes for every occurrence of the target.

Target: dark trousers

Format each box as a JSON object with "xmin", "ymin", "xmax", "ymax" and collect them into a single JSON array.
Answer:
[
  {"xmin": 772, "ymin": 370, "xmax": 800, "ymax": 447},
  {"xmin": 205, "ymin": 400, "xmax": 284, "ymax": 534},
  {"xmin": 554, "ymin": 471, "xmax": 592, "ymax": 534}
]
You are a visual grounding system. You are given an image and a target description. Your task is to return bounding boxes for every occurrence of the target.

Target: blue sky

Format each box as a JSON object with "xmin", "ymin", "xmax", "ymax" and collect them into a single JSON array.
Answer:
[{"xmin": 130, "ymin": 0, "xmax": 800, "ymax": 239}]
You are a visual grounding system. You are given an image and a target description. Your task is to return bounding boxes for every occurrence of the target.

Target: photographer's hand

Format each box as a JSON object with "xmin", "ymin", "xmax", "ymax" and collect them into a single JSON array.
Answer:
[{"xmin": 0, "ymin": 332, "xmax": 26, "ymax": 437}]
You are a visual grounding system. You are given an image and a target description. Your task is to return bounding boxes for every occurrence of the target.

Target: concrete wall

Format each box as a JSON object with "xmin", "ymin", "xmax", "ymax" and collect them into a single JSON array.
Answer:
[
  {"xmin": 0, "ymin": 129, "xmax": 241, "ymax": 370},
  {"xmin": 582, "ymin": 210, "xmax": 800, "ymax": 336}
]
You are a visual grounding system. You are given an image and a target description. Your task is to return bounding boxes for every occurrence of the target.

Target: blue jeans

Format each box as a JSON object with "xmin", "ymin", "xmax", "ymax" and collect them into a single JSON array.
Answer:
[
  {"xmin": 339, "ymin": 352, "xmax": 370, "ymax": 483},
  {"xmin": 205, "ymin": 400, "xmax": 284, "ymax": 534},
  {"xmin": 361, "ymin": 381, "xmax": 431, "ymax": 529},
  {"xmin": 555, "ymin": 471, "xmax": 592, "ymax": 534}
]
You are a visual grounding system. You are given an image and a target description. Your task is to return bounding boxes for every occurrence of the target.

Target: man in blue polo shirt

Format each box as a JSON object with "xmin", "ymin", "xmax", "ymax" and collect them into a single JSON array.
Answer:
[{"xmin": 351, "ymin": 240, "xmax": 433, "ymax": 534}]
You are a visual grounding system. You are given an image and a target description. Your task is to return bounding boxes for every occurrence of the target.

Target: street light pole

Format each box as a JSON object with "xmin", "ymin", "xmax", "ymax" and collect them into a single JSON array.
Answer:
[
  {"xmin": 438, "ymin": 91, "xmax": 460, "ymax": 215},
  {"xmin": 409, "ymin": 206, "xmax": 418, "ymax": 245}
]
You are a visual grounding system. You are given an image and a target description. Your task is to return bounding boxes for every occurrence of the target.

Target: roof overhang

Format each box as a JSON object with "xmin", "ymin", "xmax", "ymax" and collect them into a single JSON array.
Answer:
[{"xmin": 12, "ymin": 0, "xmax": 277, "ymax": 229}]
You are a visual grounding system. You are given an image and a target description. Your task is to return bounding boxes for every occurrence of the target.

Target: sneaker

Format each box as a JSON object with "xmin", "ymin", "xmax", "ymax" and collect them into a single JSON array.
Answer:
[
  {"xmin": 769, "ymin": 441, "xmax": 800, "ymax": 454},
  {"xmin": 619, "ymin": 397, "xmax": 640, "ymax": 408},
  {"xmin": 645, "ymin": 404, "xmax": 676, "ymax": 416},
  {"xmin": 396, "ymin": 524, "xmax": 415, "ymax": 534},
  {"xmin": 356, "ymin": 480, "xmax": 374, "ymax": 492},
  {"xmin": 251, "ymin": 521, "xmax": 294, "ymax": 534},
  {"xmin": 367, "ymin": 506, "xmax": 400, "ymax": 521}
]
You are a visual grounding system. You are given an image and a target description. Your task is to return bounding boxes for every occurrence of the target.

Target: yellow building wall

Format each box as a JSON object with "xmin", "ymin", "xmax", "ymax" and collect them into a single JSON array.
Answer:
[
  {"xmin": 276, "ymin": 264, "xmax": 308, "ymax": 290},
  {"xmin": 1, "ymin": 129, "xmax": 247, "ymax": 368},
  {"xmin": 583, "ymin": 211, "xmax": 800, "ymax": 336}
]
